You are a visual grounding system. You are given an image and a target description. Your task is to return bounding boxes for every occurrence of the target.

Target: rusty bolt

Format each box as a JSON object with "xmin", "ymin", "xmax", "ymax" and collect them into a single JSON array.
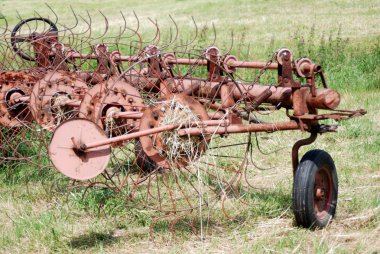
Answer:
[
  {"xmin": 132, "ymin": 106, "xmax": 137, "ymax": 111},
  {"xmin": 128, "ymin": 98, "xmax": 134, "ymax": 103},
  {"xmin": 153, "ymin": 111, "xmax": 159, "ymax": 120},
  {"xmin": 130, "ymin": 123, "xmax": 135, "ymax": 128}
]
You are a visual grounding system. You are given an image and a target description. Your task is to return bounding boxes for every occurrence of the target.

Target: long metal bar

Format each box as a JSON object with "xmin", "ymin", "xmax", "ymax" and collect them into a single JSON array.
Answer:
[
  {"xmin": 177, "ymin": 121, "xmax": 300, "ymax": 136},
  {"xmin": 82, "ymin": 119, "xmax": 230, "ymax": 150},
  {"xmin": 66, "ymin": 52, "xmax": 279, "ymax": 70},
  {"xmin": 82, "ymin": 120, "xmax": 297, "ymax": 150}
]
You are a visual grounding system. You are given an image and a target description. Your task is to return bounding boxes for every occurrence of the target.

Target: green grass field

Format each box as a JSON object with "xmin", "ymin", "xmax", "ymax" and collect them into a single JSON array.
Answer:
[{"xmin": 0, "ymin": 0, "xmax": 379, "ymax": 253}]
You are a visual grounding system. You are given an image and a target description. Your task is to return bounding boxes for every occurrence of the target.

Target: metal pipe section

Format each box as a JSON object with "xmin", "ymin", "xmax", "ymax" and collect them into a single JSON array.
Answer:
[
  {"xmin": 177, "ymin": 121, "xmax": 301, "ymax": 136},
  {"xmin": 66, "ymin": 51, "xmax": 280, "ymax": 70},
  {"xmin": 82, "ymin": 119, "xmax": 230, "ymax": 150},
  {"xmin": 166, "ymin": 79, "xmax": 340, "ymax": 110}
]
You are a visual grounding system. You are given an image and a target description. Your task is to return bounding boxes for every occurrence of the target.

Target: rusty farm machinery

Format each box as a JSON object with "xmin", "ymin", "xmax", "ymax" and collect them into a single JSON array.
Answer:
[{"xmin": 0, "ymin": 12, "xmax": 366, "ymax": 230}]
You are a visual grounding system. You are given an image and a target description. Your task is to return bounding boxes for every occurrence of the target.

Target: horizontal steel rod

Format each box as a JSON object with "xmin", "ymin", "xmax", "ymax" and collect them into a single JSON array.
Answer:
[
  {"xmin": 82, "ymin": 119, "xmax": 230, "ymax": 150},
  {"xmin": 113, "ymin": 111, "xmax": 144, "ymax": 119},
  {"xmin": 177, "ymin": 121, "xmax": 300, "ymax": 136},
  {"xmin": 66, "ymin": 52, "xmax": 279, "ymax": 70},
  {"xmin": 82, "ymin": 120, "xmax": 296, "ymax": 150},
  {"xmin": 63, "ymin": 100, "xmax": 81, "ymax": 107}
]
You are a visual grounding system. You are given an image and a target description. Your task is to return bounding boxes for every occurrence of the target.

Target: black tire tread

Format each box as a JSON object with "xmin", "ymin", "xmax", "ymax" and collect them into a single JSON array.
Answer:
[{"xmin": 293, "ymin": 149, "xmax": 338, "ymax": 228}]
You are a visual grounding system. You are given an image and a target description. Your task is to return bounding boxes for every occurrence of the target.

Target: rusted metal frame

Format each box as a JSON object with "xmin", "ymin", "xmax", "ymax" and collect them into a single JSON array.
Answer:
[
  {"xmin": 64, "ymin": 51, "xmax": 281, "ymax": 70},
  {"xmin": 205, "ymin": 47, "xmax": 222, "ymax": 82},
  {"xmin": 94, "ymin": 44, "xmax": 110, "ymax": 75},
  {"xmin": 51, "ymin": 42, "xmax": 68, "ymax": 71},
  {"xmin": 291, "ymin": 131, "xmax": 318, "ymax": 176},
  {"xmin": 166, "ymin": 78, "xmax": 340, "ymax": 110},
  {"xmin": 31, "ymin": 32, "xmax": 59, "ymax": 67},
  {"xmin": 277, "ymin": 50, "xmax": 310, "ymax": 118}
]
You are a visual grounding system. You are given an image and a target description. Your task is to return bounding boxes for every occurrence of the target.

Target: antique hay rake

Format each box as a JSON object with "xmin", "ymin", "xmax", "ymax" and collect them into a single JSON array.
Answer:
[{"xmin": 0, "ymin": 11, "xmax": 366, "ymax": 231}]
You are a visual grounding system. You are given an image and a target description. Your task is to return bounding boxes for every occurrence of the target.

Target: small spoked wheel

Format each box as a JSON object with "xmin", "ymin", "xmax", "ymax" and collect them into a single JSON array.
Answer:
[{"xmin": 293, "ymin": 149, "xmax": 338, "ymax": 228}]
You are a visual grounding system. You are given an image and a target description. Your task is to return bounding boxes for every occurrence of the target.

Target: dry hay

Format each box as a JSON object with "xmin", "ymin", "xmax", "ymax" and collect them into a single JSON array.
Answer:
[{"xmin": 158, "ymin": 97, "xmax": 203, "ymax": 165}]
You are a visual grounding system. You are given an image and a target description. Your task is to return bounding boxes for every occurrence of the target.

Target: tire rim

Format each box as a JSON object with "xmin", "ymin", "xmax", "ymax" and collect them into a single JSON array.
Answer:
[{"xmin": 314, "ymin": 167, "xmax": 333, "ymax": 220}]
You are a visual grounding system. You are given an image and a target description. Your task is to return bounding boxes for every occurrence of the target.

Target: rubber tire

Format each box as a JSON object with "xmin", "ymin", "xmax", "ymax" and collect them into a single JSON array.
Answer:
[
  {"xmin": 293, "ymin": 149, "xmax": 338, "ymax": 228},
  {"xmin": 134, "ymin": 140, "xmax": 158, "ymax": 173}
]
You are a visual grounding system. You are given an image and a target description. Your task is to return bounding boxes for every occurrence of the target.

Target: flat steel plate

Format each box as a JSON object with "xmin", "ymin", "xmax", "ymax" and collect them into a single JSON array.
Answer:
[{"xmin": 49, "ymin": 118, "xmax": 111, "ymax": 180}]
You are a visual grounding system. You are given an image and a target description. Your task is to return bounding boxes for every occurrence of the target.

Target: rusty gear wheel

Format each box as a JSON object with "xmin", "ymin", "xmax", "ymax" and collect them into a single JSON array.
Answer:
[
  {"xmin": 139, "ymin": 93, "xmax": 210, "ymax": 168},
  {"xmin": 0, "ymin": 71, "xmax": 43, "ymax": 127},
  {"xmin": 29, "ymin": 70, "xmax": 88, "ymax": 131},
  {"xmin": 78, "ymin": 76, "xmax": 145, "ymax": 137}
]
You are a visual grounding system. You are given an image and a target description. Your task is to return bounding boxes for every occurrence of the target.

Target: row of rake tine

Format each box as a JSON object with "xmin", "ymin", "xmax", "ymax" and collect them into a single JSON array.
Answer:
[{"xmin": 0, "ymin": 4, "xmax": 236, "ymax": 70}]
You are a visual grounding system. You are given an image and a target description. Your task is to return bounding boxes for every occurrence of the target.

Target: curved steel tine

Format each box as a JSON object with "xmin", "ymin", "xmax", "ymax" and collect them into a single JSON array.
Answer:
[
  {"xmin": 79, "ymin": 11, "xmax": 92, "ymax": 40},
  {"xmin": 210, "ymin": 22, "xmax": 217, "ymax": 47},
  {"xmin": 45, "ymin": 3, "xmax": 58, "ymax": 25},
  {"xmin": 109, "ymin": 12, "xmax": 125, "ymax": 51},
  {"xmin": 224, "ymin": 30, "xmax": 234, "ymax": 56},
  {"xmin": 118, "ymin": 11, "xmax": 127, "ymax": 37},
  {"xmin": 75, "ymin": 12, "xmax": 91, "ymax": 36},
  {"xmin": 161, "ymin": 15, "xmax": 178, "ymax": 51},
  {"xmin": 173, "ymin": 16, "xmax": 198, "ymax": 52},
  {"xmin": 127, "ymin": 11, "xmax": 143, "ymax": 53},
  {"xmin": 61, "ymin": 24, "xmax": 76, "ymax": 47},
  {"xmin": 15, "ymin": 11, "xmax": 22, "ymax": 21},
  {"xmin": 34, "ymin": 11, "xmax": 49, "ymax": 34},
  {"xmin": 58, "ymin": 6, "xmax": 79, "ymax": 31},
  {"xmin": 58, "ymin": 9, "xmax": 79, "ymax": 48},
  {"xmin": 0, "ymin": 16, "xmax": 9, "ymax": 36},
  {"xmin": 76, "ymin": 12, "xmax": 93, "ymax": 50},
  {"xmin": 133, "ymin": 11, "xmax": 140, "ymax": 36},
  {"xmin": 144, "ymin": 18, "xmax": 160, "ymax": 46},
  {"xmin": 90, "ymin": 10, "xmax": 109, "ymax": 43},
  {"xmin": 102, "ymin": 11, "xmax": 127, "ymax": 49},
  {"xmin": 3, "ymin": 46, "xmax": 15, "ymax": 69},
  {"xmin": 19, "ymin": 13, "xmax": 36, "ymax": 39},
  {"xmin": 114, "ymin": 11, "xmax": 141, "ymax": 52},
  {"xmin": 85, "ymin": 10, "xmax": 93, "ymax": 40}
]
